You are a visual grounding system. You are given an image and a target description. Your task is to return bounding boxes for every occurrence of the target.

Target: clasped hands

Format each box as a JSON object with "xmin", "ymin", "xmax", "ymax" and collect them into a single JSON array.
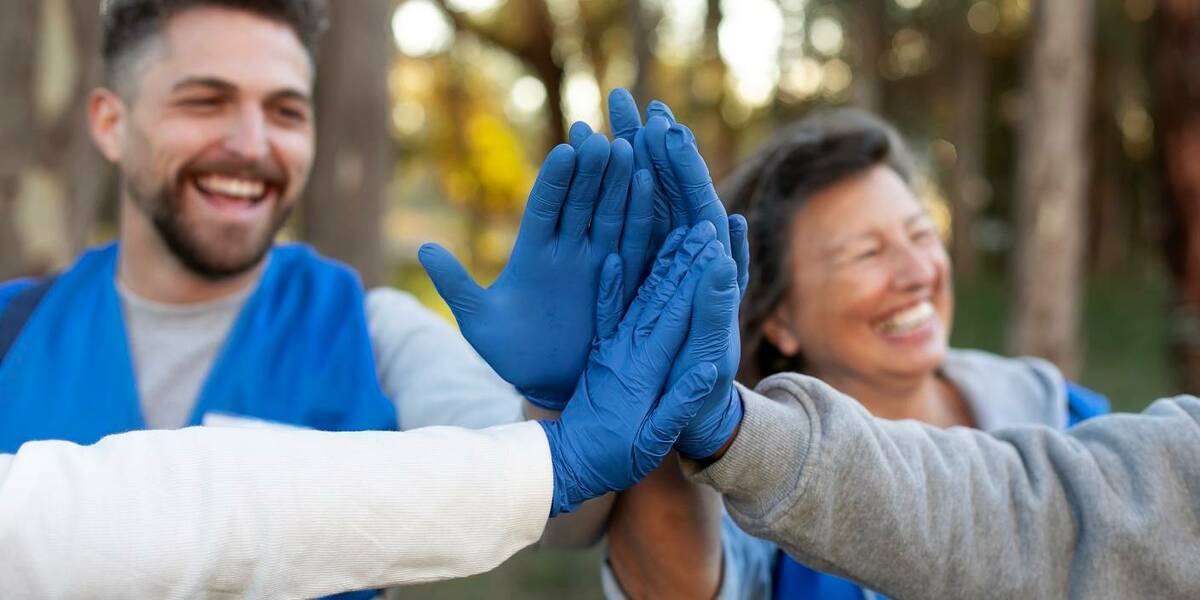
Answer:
[{"xmin": 420, "ymin": 90, "xmax": 747, "ymax": 515}]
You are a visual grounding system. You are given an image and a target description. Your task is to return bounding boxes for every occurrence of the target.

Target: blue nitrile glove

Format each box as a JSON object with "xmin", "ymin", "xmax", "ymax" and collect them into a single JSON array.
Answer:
[
  {"xmin": 610, "ymin": 90, "xmax": 752, "ymax": 457},
  {"xmin": 540, "ymin": 222, "xmax": 730, "ymax": 516},
  {"xmin": 419, "ymin": 131, "xmax": 656, "ymax": 411},
  {"xmin": 607, "ymin": 89, "xmax": 678, "ymax": 247}
]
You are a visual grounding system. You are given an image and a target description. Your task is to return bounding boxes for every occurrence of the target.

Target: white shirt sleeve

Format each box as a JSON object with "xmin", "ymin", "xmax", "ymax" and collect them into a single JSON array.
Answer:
[
  {"xmin": 366, "ymin": 288, "xmax": 525, "ymax": 430},
  {"xmin": 0, "ymin": 422, "xmax": 552, "ymax": 599}
]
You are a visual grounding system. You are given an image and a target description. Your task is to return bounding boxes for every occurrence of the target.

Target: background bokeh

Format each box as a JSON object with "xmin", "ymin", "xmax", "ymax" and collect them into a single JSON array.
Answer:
[{"xmin": 2, "ymin": 0, "xmax": 1198, "ymax": 596}]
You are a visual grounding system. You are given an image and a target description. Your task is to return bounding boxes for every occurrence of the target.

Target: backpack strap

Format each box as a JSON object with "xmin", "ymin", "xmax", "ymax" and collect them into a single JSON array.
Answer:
[{"xmin": 0, "ymin": 276, "xmax": 58, "ymax": 365}]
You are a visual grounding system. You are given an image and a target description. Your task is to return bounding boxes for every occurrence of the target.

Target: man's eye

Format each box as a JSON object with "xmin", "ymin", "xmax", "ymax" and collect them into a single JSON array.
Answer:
[
  {"xmin": 180, "ymin": 97, "xmax": 222, "ymax": 108},
  {"xmin": 275, "ymin": 105, "xmax": 308, "ymax": 122}
]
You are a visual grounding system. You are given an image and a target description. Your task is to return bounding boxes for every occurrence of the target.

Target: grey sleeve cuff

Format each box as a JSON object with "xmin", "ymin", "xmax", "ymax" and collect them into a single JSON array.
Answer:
[{"xmin": 683, "ymin": 377, "xmax": 819, "ymax": 522}]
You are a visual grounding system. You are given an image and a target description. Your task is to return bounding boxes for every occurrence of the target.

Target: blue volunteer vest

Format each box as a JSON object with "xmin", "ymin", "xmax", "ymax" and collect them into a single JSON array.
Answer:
[
  {"xmin": 0, "ymin": 242, "xmax": 397, "ymax": 452},
  {"xmin": 771, "ymin": 383, "xmax": 1111, "ymax": 600}
]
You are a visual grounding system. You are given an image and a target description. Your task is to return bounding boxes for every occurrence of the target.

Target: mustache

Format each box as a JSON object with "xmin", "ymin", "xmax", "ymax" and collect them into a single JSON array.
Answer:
[{"xmin": 178, "ymin": 154, "xmax": 288, "ymax": 189}]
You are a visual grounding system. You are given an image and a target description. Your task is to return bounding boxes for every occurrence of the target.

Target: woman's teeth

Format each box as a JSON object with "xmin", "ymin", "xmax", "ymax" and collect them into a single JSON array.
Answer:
[
  {"xmin": 195, "ymin": 174, "xmax": 265, "ymax": 200},
  {"xmin": 879, "ymin": 301, "xmax": 935, "ymax": 336}
]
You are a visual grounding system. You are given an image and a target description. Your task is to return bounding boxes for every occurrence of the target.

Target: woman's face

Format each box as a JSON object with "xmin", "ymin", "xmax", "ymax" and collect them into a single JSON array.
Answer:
[{"xmin": 763, "ymin": 164, "xmax": 953, "ymax": 386}]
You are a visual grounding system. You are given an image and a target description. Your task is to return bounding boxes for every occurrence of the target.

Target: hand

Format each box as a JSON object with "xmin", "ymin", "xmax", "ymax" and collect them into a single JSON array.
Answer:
[
  {"xmin": 608, "ymin": 89, "xmax": 751, "ymax": 456},
  {"xmin": 419, "ymin": 133, "xmax": 655, "ymax": 410},
  {"xmin": 540, "ymin": 223, "xmax": 730, "ymax": 515}
]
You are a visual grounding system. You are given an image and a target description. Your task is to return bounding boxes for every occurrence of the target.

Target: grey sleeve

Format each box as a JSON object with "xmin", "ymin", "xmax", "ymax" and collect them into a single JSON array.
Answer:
[
  {"xmin": 365, "ymin": 288, "xmax": 523, "ymax": 430},
  {"xmin": 688, "ymin": 373, "xmax": 1200, "ymax": 599}
]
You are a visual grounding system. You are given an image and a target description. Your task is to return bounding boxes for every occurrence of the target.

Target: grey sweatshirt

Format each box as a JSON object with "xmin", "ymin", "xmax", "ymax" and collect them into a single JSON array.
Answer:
[{"xmin": 690, "ymin": 373, "xmax": 1200, "ymax": 598}]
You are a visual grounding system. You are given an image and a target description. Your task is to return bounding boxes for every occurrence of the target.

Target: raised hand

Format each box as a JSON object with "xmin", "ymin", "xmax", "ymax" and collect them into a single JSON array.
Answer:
[
  {"xmin": 540, "ymin": 223, "xmax": 736, "ymax": 516},
  {"xmin": 419, "ymin": 132, "xmax": 655, "ymax": 411}
]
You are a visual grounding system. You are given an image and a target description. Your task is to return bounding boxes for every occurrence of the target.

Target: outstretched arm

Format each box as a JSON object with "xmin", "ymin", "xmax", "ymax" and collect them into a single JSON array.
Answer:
[
  {"xmin": 692, "ymin": 374, "xmax": 1200, "ymax": 599},
  {"xmin": 0, "ymin": 423, "xmax": 552, "ymax": 598}
]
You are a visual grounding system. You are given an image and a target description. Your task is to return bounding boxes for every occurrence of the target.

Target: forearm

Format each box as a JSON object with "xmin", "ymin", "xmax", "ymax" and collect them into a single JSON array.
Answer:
[
  {"xmin": 606, "ymin": 452, "xmax": 724, "ymax": 599},
  {"xmin": 0, "ymin": 423, "xmax": 551, "ymax": 598},
  {"xmin": 526, "ymin": 401, "xmax": 615, "ymax": 548},
  {"xmin": 689, "ymin": 374, "xmax": 1200, "ymax": 598}
]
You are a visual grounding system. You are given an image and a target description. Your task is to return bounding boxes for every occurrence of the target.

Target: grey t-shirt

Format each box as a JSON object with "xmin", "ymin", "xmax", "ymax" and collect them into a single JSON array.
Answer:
[{"xmin": 117, "ymin": 282, "xmax": 523, "ymax": 431}]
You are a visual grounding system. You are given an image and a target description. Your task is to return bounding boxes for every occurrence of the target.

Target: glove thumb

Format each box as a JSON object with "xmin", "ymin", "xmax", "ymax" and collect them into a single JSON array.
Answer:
[{"xmin": 418, "ymin": 243, "xmax": 485, "ymax": 319}]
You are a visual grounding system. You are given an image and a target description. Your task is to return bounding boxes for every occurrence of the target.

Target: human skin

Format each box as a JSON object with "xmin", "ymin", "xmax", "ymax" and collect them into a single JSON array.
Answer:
[{"xmin": 87, "ymin": 7, "xmax": 315, "ymax": 304}]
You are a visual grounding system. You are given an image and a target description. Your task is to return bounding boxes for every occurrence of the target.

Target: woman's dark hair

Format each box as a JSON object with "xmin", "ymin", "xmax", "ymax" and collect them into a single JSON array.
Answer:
[{"xmin": 722, "ymin": 108, "xmax": 916, "ymax": 385}]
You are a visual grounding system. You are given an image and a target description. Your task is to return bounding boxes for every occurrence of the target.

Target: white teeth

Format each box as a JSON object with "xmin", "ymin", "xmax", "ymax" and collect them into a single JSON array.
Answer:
[
  {"xmin": 880, "ymin": 301, "xmax": 935, "ymax": 335},
  {"xmin": 196, "ymin": 174, "xmax": 265, "ymax": 199}
]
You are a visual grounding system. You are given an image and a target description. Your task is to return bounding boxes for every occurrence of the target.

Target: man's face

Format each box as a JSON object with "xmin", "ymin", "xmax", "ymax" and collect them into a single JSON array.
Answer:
[{"xmin": 111, "ymin": 7, "xmax": 315, "ymax": 279}]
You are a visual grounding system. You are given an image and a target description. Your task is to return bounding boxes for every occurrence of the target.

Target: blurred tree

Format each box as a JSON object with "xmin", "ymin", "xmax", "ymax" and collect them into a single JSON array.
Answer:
[
  {"xmin": 850, "ymin": 0, "xmax": 884, "ymax": 111},
  {"xmin": 0, "ymin": 1, "xmax": 37, "ymax": 279},
  {"xmin": 434, "ymin": 0, "xmax": 567, "ymax": 150},
  {"xmin": 301, "ymin": 0, "xmax": 394, "ymax": 287},
  {"xmin": 39, "ymin": 0, "xmax": 108, "ymax": 256},
  {"xmin": 948, "ymin": 13, "xmax": 990, "ymax": 278},
  {"xmin": 1009, "ymin": 0, "xmax": 1094, "ymax": 377},
  {"xmin": 1155, "ymin": 0, "xmax": 1200, "ymax": 392}
]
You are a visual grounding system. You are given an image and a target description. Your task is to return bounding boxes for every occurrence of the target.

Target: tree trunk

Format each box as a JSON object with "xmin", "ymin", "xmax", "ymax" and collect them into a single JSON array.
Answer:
[
  {"xmin": 1155, "ymin": 0, "xmax": 1200, "ymax": 393},
  {"xmin": 301, "ymin": 0, "xmax": 393, "ymax": 287},
  {"xmin": 1009, "ymin": 0, "xmax": 1094, "ymax": 377},
  {"xmin": 0, "ymin": 1, "xmax": 38, "ymax": 279},
  {"xmin": 949, "ymin": 31, "xmax": 989, "ymax": 278},
  {"xmin": 629, "ymin": 0, "xmax": 656, "ymax": 103},
  {"xmin": 851, "ymin": 1, "xmax": 885, "ymax": 111}
]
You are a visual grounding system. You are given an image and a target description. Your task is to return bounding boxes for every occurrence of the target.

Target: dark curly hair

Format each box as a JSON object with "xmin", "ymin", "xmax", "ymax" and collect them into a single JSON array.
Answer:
[
  {"xmin": 100, "ymin": 0, "xmax": 328, "ymax": 93},
  {"xmin": 721, "ymin": 108, "xmax": 916, "ymax": 385}
]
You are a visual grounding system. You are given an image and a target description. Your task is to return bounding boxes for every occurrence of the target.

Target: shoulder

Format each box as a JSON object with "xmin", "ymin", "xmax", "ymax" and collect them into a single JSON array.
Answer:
[
  {"xmin": 0, "ymin": 279, "xmax": 38, "ymax": 314},
  {"xmin": 365, "ymin": 287, "xmax": 449, "ymax": 336},
  {"xmin": 941, "ymin": 349, "xmax": 1069, "ymax": 430}
]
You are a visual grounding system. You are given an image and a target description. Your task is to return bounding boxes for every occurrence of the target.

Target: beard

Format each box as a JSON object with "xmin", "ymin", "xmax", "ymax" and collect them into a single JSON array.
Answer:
[{"xmin": 125, "ymin": 159, "xmax": 294, "ymax": 281}]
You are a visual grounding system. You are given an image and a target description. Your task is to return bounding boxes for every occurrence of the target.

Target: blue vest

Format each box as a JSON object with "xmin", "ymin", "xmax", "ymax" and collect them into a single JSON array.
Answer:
[
  {"xmin": 771, "ymin": 384, "xmax": 1111, "ymax": 600},
  {"xmin": 0, "ymin": 242, "xmax": 398, "ymax": 452}
]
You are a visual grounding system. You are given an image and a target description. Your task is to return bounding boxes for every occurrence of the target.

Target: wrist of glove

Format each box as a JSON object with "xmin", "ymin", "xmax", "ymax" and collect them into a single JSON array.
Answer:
[{"xmin": 675, "ymin": 384, "xmax": 743, "ymax": 459}]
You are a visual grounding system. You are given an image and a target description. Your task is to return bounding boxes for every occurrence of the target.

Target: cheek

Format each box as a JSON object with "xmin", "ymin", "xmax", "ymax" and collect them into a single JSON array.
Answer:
[
  {"xmin": 276, "ymin": 129, "xmax": 315, "ymax": 178},
  {"xmin": 789, "ymin": 270, "xmax": 883, "ymax": 347}
]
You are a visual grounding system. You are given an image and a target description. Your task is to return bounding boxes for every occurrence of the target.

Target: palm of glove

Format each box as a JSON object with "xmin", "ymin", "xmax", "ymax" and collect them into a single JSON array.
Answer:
[
  {"xmin": 420, "ymin": 135, "xmax": 656, "ymax": 409},
  {"xmin": 544, "ymin": 223, "xmax": 735, "ymax": 515}
]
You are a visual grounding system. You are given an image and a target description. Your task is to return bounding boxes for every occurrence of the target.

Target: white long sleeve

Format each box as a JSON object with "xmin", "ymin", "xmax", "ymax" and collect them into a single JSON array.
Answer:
[{"xmin": 0, "ymin": 421, "xmax": 552, "ymax": 599}]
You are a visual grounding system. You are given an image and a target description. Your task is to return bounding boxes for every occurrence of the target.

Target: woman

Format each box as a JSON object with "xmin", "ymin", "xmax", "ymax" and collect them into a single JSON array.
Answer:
[{"xmin": 602, "ymin": 108, "xmax": 1108, "ymax": 599}]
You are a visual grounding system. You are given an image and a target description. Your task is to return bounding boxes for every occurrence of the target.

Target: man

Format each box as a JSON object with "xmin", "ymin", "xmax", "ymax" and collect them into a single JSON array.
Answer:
[
  {"xmin": 0, "ymin": 0, "xmax": 531, "ymax": 452},
  {"xmin": 0, "ymin": 223, "xmax": 745, "ymax": 598}
]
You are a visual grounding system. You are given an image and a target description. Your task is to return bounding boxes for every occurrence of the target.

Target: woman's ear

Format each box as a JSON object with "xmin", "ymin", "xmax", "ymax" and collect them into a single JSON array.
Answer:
[
  {"xmin": 87, "ymin": 88, "xmax": 126, "ymax": 163},
  {"xmin": 762, "ymin": 306, "xmax": 801, "ymax": 357}
]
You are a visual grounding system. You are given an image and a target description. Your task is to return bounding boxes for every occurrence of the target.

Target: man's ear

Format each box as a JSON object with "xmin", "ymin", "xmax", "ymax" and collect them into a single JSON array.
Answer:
[
  {"xmin": 762, "ymin": 306, "xmax": 802, "ymax": 357},
  {"xmin": 87, "ymin": 88, "xmax": 125, "ymax": 163}
]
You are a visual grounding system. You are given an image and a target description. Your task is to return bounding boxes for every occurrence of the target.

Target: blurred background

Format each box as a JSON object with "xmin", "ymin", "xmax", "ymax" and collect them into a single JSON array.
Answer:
[{"xmin": 2, "ymin": 0, "xmax": 1198, "ymax": 596}]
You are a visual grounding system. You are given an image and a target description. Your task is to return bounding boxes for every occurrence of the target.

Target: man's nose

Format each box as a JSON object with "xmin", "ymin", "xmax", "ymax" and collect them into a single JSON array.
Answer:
[{"xmin": 222, "ymin": 104, "xmax": 269, "ymax": 161}]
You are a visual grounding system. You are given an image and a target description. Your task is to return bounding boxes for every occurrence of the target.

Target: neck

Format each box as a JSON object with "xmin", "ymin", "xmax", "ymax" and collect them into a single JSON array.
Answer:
[
  {"xmin": 117, "ymin": 199, "xmax": 264, "ymax": 304},
  {"xmin": 816, "ymin": 367, "xmax": 970, "ymax": 428}
]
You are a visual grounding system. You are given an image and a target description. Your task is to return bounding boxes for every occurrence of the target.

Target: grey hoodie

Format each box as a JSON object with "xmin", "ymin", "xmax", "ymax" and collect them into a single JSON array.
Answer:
[{"xmin": 689, "ymin": 371, "xmax": 1200, "ymax": 598}]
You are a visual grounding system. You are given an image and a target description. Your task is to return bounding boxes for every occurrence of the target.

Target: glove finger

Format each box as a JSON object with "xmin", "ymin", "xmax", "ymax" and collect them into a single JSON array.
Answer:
[
  {"xmin": 632, "ymin": 362, "xmax": 717, "ymax": 477},
  {"xmin": 634, "ymin": 222, "xmax": 717, "ymax": 337},
  {"xmin": 645, "ymin": 99, "xmax": 678, "ymax": 125},
  {"xmin": 515, "ymin": 144, "xmax": 576, "ymax": 251},
  {"xmin": 590, "ymin": 138, "xmax": 634, "ymax": 253},
  {"xmin": 569, "ymin": 121, "xmax": 594, "ymax": 150},
  {"xmin": 729, "ymin": 214, "xmax": 750, "ymax": 297},
  {"xmin": 678, "ymin": 256, "xmax": 739, "ymax": 367},
  {"xmin": 418, "ymin": 243, "xmax": 485, "ymax": 320},
  {"xmin": 644, "ymin": 241, "xmax": 723, "ymax": 351},
  {"xmin": 619, "ymin": 169, "xmax": 656, "ymax": 306},
  {"xmin": 595, "ymin": 254, "xmax": 625, "ymax": 342},
  {"xmin": 666, "ymin": 123, "xmax": 731, "ymax": 256},
  {"xmin": 607, "ymin": 88, "xmax": 643, "ymax": 145},
  {"xmin": 559, "ymin": 133, "xmax": 612, "ymax": 245},
  {"xmin": 621, "ymin": 225, "xmax": 688, "ymax": 334},
  {"xmin": 644, "ymin": 116, "xmax": 690, "ymax": 229}
]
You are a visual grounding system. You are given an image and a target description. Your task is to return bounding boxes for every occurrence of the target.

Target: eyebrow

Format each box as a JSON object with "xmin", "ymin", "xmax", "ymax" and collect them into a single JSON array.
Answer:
[{"xmin": 170, "ymin": 76, "xmax": 311, "ymax": 104}]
